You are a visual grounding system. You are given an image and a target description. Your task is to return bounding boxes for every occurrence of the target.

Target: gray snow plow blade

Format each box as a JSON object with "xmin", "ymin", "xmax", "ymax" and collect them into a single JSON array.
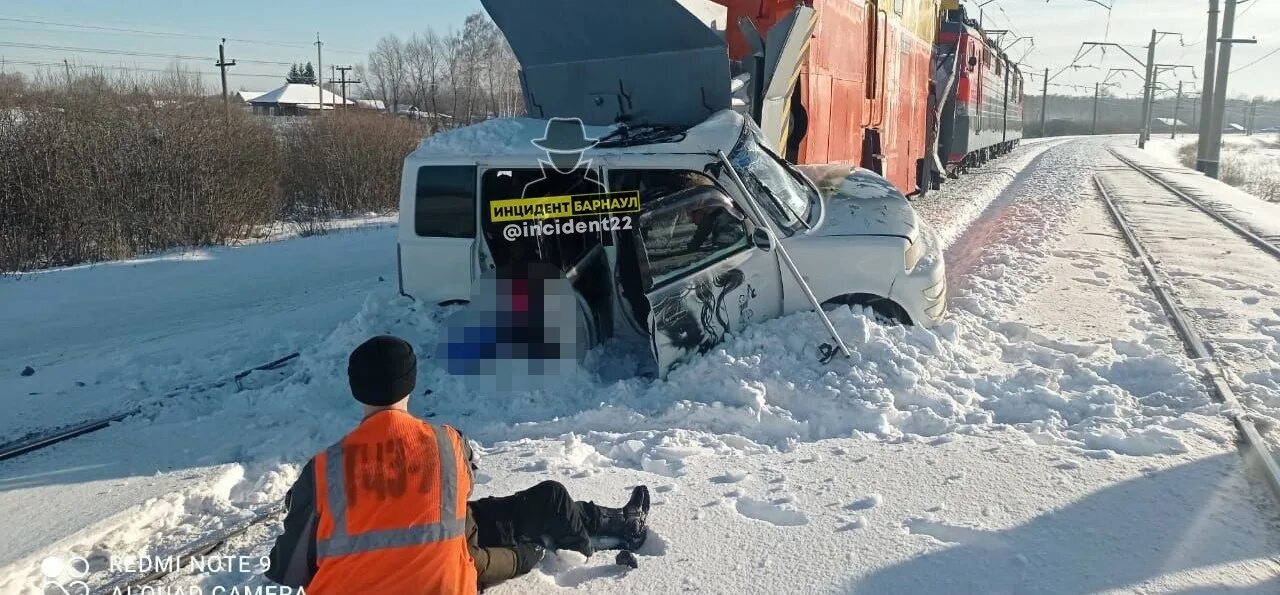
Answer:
[{"xmin": 480, "ymin": 0, "xmax": 730, "ymax": 127}]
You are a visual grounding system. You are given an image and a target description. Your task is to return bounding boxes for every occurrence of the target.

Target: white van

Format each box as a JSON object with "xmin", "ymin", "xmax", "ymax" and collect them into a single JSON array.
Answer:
[{"xmin": 397, "ymin": 111, "xmax": 945, "ymax": 376}]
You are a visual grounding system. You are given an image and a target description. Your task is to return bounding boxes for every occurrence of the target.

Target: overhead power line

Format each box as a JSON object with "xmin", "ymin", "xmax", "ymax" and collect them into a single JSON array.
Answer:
[
  {"xmin": 0, "ymin": 58, "xmax": 285, "ymax": 79},
  {"xmin": 0, "ymin": 15, "xmax": 365, "ymax": 55},
  {"xmin": 0, "ymin": 41, "xmax": 294, "ymax": 65},
  {"xmin": 1231, "ymin": 46, "xmax": 1280, "ymax": 73}
]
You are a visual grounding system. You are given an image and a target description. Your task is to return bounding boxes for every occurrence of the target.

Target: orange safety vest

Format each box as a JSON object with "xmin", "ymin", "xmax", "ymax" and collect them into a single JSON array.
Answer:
[{"xmin": 308, "ymin": 410, "xmax": 476, "ymax": 594}]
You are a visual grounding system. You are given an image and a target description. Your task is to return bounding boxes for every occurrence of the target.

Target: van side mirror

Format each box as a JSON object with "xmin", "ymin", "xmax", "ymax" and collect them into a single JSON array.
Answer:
[{"xmin": 751, "ymin": 227, "xmax": 774, "ymax": 251}]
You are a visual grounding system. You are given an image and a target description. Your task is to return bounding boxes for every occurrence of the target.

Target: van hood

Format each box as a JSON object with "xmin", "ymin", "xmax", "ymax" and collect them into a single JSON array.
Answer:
[{"xmin": 798, "ymin": 164, "xmax": 918, "ymax": 239}]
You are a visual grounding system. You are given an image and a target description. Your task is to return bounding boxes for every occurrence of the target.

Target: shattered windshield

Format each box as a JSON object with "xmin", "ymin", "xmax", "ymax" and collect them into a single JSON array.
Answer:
[{"xmin": 728, "ymin": 137, "xmax": 814, "ymax": 233}]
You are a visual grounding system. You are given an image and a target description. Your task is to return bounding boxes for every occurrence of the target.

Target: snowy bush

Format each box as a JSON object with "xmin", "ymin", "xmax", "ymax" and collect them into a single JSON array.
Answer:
[
  {"xmin": 0, "ymin": 86, "xmax": 279, "ymax": 272},
  {"xmin": 279, "ymin": 110, "xmax": 424, "ymax": 235},
  {"xmin": 1178, "ymin": 138, "xmax": 1280, "ymax": 202},
  {"xmin": 0, "ymin": 74, "xmax": 426, "ymax": 271}
]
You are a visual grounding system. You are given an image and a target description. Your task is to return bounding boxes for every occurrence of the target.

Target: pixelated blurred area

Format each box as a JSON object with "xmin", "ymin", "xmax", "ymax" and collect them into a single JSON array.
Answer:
[{"xmin": 437, "ymin": 262, "xmax": 585, "ymax": 392}]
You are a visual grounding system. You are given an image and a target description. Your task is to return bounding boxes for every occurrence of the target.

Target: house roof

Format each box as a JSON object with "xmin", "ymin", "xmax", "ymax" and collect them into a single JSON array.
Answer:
[
  {"xmin": 354, "ymin": 99, "xmax": 386, "ymax": 110},
  {"xmin": 247, "ymin": 83, "xmax": 354, "ymax": 108},
  {"xmin": 236, "ymin": 90, "xmax": 267, "ymax": 102}
]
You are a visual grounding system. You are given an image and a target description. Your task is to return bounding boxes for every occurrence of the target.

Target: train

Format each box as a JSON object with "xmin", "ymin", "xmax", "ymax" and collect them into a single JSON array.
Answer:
[
  {"xmin": 477, "ymin": 0, "xmax": 1023, "ymax": 197},
  {"xmin": 933, "ymin": 3, "xmax": 1025, "ymax": 178},
  {"xmin": 711, "ymin": 0, "xmax": 1024, "ymax": 194}
]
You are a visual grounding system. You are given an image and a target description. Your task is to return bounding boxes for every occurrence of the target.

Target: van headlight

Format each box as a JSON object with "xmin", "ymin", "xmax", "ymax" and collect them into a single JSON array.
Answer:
[{"xmin": 905, "ymin": 238, "xmax": 923, "ymax": 271}]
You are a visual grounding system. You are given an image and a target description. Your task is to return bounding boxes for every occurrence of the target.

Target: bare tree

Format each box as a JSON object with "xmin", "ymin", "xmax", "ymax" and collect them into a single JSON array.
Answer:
[
  {"xmin": 366, "ymin": 34, "xmax": 408, "ymax": 113},
  {"xmin": 442, "ymin": 29, "xmax": 464, "ymax": 123},
  {"xmin": 406, "ymin": 31, "xmax": 444, "ymax": 118},
  {"xmin": 360, "ymin": 13, "xmax": 522, "ymax": 126}
]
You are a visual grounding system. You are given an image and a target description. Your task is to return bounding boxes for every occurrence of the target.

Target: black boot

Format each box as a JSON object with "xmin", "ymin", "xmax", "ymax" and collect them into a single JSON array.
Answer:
[{"xmin": 594, "ymin": 485, "xmax": 650, "ymax": 550}]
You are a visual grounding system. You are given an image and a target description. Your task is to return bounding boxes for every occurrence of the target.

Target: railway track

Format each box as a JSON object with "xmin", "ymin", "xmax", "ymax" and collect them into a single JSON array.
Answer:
[
  {"xmin": 0, "ymin": 352, "xmax": 299, "ymax": 462},
  {"xmin": 1095, "ymin": 156, "xmax": 1280, "ymax": 506},
  {"xmin": 1109, "ymin": 149, "xmax": 1280, "ymax": 258},
  {"xmin": 0, "ymin": 352, "xmax": 301, "ymax": 590}
]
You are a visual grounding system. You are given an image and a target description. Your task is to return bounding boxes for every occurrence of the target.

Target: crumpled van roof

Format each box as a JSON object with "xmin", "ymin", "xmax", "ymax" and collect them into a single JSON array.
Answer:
[{"xmin": 407, "ymin": 109, "xmax": 746, "ymax": 161}]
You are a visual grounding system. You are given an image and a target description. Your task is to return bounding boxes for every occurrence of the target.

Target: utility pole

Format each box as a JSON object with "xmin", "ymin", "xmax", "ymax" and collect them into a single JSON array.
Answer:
[
  {"xmin": 1039, "ymin": 67, "xmax": 1049, "ymax": 137},
  {"xmin": 330, "ymin": 66, "xmax": 360, "ymax": 110},
  {"xmin": 1092, "ymin": 81, "xmax": 1101, "ymax": 135},
  {"xmin": 216, "ymin": 38, "xmax": 236, "ymax": 114},
  {"xmin": 1203, "ymin": 0, "xmax": 1255, "ymax": 178},
  {"xmin": 1247, "ymin": 99, "xmax": 1257, "ymax": 135},
  {"xmin": 315, "ymin": 33, "xmax": 324, "ymax": 113},
  {"xmin": 62, "ymin": 58, "xmax": 71, "ymax": 87},
  {"xmin": 1171, "ymin": 80, "xmax": 1183, "ymax": 139},
  {"xmin": 1138, "ymin": 29, "xmax": 1157, "ymax": 148},
  {"xmin": 1195, "ymin": 0, "xmax": 1219, "ymax": 171}
]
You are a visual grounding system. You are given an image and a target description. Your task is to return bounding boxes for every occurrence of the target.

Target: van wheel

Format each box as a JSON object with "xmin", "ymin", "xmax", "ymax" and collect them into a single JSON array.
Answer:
[{"xmin": 822, "ymin": 294, "xmax": 913, "ymax": 326}]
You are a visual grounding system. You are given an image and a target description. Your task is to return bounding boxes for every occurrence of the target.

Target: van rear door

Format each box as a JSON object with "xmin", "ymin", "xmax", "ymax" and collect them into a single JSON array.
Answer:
[{"xmin": 398, "ymin": 164, "xmax": 477, "ymax": 304}]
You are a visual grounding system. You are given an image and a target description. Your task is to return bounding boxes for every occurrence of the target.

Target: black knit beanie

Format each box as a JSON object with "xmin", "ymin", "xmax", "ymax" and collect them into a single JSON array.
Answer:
[{"xmin": 347, "ymin": 335, "xmax": 417, "ymax": 406}]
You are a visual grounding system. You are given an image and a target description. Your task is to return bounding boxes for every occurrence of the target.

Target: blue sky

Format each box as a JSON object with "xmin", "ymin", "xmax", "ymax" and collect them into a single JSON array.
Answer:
[
  {"xmin": 0, "ymin": 0, "xmax": 487, "ymax": 91},
  {"xmin": 1, "ymin": 0, "xmax": 1277, "ymax": 98}
]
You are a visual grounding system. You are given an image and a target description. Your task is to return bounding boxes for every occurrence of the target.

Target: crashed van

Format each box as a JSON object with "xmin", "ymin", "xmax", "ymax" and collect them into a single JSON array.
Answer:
[
  {"xmin": 397, "ymin": 111, "xmax": 945, "ymax": 376},
  {"xmin": 395, "ymin": 0, "xmax": 945, "ymax": 376}
]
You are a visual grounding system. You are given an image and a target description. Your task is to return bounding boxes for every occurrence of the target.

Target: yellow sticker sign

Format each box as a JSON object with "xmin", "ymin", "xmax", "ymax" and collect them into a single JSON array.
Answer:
[{"xmin": 489, "ymin": 191, "xmax": 640, "ymax": 223}]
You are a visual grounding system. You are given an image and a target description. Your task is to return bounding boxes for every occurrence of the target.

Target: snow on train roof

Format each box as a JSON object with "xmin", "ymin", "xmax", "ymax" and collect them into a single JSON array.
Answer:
[{"xmin": 409, "ymin": 109, "xmax": 745, "ymax": 160}]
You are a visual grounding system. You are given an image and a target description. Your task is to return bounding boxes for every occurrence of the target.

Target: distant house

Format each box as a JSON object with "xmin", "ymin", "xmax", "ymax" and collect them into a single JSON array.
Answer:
[
  {"xmin": 246, "ymin": 83, "xmax": 355, "ymax": 116},
  {"xmin": 1224, "ymin": 123, "xmax": 1246, "ymax": 134},
  {"xmin": 354, "ymin": 99, "xmax": 386, "ymax": 111},
  {"xmin": 234, "ymin": 90, "xmax": 267, "ymax": 104},
  {"xmin": 1151, "ymin": 118, "xmax": 1186, "ymax": 131}
]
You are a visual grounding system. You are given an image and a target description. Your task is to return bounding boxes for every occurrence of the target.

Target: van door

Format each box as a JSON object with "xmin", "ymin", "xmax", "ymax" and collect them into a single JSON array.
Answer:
[
  {"xmin": 398, "ymin": 164, "xmax": 477, "ymax": 304},
  {"xmin": 635, "ymin": 187, "xmax": 783, "ymax": 376}
]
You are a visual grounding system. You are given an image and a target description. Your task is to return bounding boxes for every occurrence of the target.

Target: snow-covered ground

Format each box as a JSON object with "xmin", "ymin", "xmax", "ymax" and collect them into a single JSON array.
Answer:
[
  {"xmin": 1146, "ymin": 133, "xmax": 1280, "ymax": 203},
  {"xmin": 3, "ymin": 138, "xmax": 1279, "ymax": 594},
  {"xmin": 0, "ymin": 218, "xmax": 396, "ymax": 439}
]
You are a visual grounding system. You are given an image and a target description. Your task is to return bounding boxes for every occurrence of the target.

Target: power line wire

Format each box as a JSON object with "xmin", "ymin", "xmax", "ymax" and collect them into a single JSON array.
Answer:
[
  {"xmin": 0, "ymin": 41, "xmax": 295, "ymax": 65},
  {"xmin": 1239, "ymin": 0, "xmax": 1265, "ymax": 16},
  {"xmin": 0, "ymin": 15, "xmax": 365, "ymax": 55},
  {"xmin": 1231, "ymin": 46, "xmax": 1280, "ymax": 72},
  {"xmin": 0, "ymin": 58, "xmax": 285, "ymax": 79}
]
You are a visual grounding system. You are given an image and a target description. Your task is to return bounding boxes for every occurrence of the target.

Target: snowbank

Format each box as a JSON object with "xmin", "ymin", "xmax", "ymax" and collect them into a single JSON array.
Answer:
[{"xmin": 4, "ymin": 138, "xmax": 1277, "ymax": 593}]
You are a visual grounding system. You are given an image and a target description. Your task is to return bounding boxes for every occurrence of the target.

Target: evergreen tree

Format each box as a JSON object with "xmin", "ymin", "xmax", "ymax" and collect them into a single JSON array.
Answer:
[
  {"xmin": 286, "ymin": 64, "xmax": 301, "ymax": 83},
  {"xmin": 302, "ymin": 62, "xmax": 317, "ymax": 85}
]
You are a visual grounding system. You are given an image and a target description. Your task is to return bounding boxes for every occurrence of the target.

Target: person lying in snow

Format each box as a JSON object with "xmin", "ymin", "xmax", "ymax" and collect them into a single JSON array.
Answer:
[{"xmin": 265, "ymin": 335, "xmax": 650, "ymax": 593}]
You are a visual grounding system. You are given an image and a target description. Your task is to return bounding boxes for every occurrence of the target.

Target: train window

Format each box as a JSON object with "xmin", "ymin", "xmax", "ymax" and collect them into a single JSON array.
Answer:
[
  {"xmin": 893, "ymin": 0, "xmax": 904, "ymax": 14},
  {"xmin": 996, "ymin": 60, "xmax": 1002, "ymax": 75}
]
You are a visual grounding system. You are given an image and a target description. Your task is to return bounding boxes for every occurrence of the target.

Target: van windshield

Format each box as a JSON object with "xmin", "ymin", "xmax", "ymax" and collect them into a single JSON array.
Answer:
[{"xmin": 727, "ymin": 139, "xmax": 813, "ymax": 234}]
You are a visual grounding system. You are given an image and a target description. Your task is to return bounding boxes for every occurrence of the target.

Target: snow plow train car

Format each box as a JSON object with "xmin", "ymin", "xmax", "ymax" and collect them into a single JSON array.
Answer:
[{"xmin": 707, "ymin": 0, "xmax": 1025, "ymax": 191}]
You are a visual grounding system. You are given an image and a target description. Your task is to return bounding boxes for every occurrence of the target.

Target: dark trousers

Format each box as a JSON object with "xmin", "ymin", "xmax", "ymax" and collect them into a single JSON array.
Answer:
[{"xmin": 469, "ymin": 480, "xmax": 603, "ymax": 550}]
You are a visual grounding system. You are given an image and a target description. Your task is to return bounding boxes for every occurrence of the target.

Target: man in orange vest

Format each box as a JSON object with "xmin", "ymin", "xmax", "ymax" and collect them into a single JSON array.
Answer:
[{"xmin": 265, "ymin": 335, "xmax": 650, "ymax": 593}]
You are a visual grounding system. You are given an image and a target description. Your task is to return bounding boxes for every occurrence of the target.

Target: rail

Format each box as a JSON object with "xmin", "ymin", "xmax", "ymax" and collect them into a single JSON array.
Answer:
[
  {"xmin": 0, "ymin": 353, "xmax": 300, "ymax": 462},
  {"xmin": 1094, "ymin": 175, "xmax": 1280, "ymax": 506},
  {"xmin": 1108, "ymin": 148, "xmax": 1280, "ymax": 260}
]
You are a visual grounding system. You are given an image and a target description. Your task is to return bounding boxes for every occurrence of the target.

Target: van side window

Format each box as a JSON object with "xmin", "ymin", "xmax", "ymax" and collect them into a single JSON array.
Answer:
[
  {"xmin": 640, "ymin": 188, "xmax": 749, "ymax": 289},
  {"xmin": 414, "ymin": 165, "xmax": 476, "ymax": 238}
]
